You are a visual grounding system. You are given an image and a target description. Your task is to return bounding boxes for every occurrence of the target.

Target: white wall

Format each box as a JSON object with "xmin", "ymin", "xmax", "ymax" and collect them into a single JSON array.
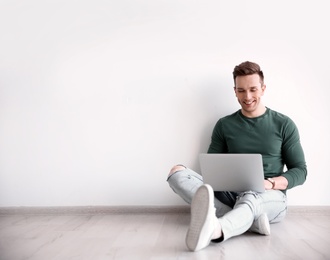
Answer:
[{"xmin": 0, "ymin": 0, "xmax": 329, "ymax": 207}]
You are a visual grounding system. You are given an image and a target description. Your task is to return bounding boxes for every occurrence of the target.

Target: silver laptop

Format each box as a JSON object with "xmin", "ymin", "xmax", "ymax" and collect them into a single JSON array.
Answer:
[{"xmin": 199, "ymin": 153, "xmax": 265, "ymax": 193}]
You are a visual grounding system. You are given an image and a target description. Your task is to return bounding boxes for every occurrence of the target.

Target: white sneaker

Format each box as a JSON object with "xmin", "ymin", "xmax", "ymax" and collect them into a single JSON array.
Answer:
[
  {"xmin": 186, "ymin": 184, "xmax": 219, "ymax": 251},
  {"xmin": 249, "ymin": 213, "xmax": 271, "ymax": 236}
]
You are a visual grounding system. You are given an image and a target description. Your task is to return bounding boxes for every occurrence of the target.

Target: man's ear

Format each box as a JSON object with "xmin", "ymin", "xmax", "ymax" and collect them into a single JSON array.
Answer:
[{"xmin": 261, "ymin": 84, "xmax": 266, "ymax": 95}]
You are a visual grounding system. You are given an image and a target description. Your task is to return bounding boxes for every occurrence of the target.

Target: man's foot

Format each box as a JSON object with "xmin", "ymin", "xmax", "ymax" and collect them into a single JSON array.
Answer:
[
  {"xmin": 249, "ymin": 213, "xmax": 270, "ymax": 235},
  {"xmin": 186, "ymin": 184, "xmax": 221, "ymax": 251}
]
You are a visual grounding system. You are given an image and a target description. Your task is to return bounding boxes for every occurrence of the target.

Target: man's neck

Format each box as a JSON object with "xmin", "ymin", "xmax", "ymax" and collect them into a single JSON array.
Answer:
[{"xmin": 241, "ymin": 105, "xmax": 267, "ymax": 118}]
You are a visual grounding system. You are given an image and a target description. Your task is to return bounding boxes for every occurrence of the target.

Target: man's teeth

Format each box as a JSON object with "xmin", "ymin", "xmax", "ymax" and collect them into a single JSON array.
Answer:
[{"xmin": 245, "ymin": 101, "xmax": 253, "ymax": 104}]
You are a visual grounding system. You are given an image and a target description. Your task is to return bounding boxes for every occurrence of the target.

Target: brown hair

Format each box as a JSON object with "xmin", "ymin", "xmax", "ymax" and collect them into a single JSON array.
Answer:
[{"xmin": 233, "ymin": 61, "xmax": 264, "ymax": 85}]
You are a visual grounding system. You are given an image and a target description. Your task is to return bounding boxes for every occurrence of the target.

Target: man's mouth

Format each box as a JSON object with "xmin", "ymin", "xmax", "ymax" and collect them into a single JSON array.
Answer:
[{"xmin": 244, "ymin": 101, "xmax": 254, "ymax": 105}]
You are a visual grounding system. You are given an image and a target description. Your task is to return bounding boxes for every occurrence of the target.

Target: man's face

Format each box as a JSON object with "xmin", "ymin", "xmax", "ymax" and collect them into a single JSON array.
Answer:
[{"xmin": 234, "ymin": 74, "xmax": 266, "ymax": 117}]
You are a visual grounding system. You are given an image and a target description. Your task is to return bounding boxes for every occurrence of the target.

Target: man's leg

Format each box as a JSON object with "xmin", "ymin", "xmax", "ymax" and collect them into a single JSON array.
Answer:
[
  {"xmin": 218, "ymin": 190, "xmax": 287, "ymax": 242},
  {"xmin": 168, "ymin": 167, "xmax": 273, "ymax": 237},
  {"xmin": 185, "ymin": 185, "xmax": 288, "ymax": 251},
  {"xmin": 167, "ymin": 165, "xmax": 203, "ymax": 204},
  {"xmin": 167, "ymin": 166, "xmax": 232, "ymax": 217}
]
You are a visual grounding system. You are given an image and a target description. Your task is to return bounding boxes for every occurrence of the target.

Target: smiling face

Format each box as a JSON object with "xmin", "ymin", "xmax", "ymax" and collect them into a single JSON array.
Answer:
[{"xmin": 234, "ymin": 74, "xmax": 266, "ymax": 118}]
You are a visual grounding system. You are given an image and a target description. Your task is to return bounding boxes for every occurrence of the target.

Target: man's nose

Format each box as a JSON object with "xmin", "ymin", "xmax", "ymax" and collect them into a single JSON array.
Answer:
[{"xmin": 244, "ymin": 91, "xmax": 252, "ymax": 99}]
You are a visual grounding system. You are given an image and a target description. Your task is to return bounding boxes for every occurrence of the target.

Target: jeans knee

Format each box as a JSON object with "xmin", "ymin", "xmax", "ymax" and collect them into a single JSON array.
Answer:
[
  {"xmin": 235, "ymin": 191, "xmax": 260, "ymax": 214},
  {"xmin": 166, "ymin": 167, "xmax": 203, "ymax": 205},
  {"xmin": 168, "ymin": 164, "xmax": 186, "ymax": 176}
]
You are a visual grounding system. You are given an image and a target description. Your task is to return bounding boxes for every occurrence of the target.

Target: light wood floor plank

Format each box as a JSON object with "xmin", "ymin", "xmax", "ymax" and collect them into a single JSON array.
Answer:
[{"xmin": 0, "ymin": 210, "xmax": 329, "ymax": 260}]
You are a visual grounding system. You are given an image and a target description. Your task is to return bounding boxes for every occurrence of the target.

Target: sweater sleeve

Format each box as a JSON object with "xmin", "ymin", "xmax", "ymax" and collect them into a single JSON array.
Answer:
[
  {"xmin": 281, "ymin": 118, "xmax": 307, "ymax": 189},
  {"xmin": 207, "ymin": 119, "xmax": 228, "ymax": 153}
]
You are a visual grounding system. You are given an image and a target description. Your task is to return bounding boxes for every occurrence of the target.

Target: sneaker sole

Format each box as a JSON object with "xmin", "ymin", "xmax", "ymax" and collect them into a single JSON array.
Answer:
[{"xmin": 186, "ymin": 184, "xmax": 214, "ymax": 251}]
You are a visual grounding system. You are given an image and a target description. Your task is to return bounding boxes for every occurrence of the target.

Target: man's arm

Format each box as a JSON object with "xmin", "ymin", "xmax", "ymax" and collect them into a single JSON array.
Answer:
[
  {"xmin": 207, "ymin": 120, "xmax": 228, "ymax": 153},
  {"xmin": 279, "ymin": 118, "xmax": 307, "ymax": 190}
]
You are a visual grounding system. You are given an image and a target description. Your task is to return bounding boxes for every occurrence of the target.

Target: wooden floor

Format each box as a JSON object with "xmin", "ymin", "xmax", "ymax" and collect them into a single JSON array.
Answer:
[{"xmin": 0, "ymin": 207, "xmax": 329, "ymax": 260}]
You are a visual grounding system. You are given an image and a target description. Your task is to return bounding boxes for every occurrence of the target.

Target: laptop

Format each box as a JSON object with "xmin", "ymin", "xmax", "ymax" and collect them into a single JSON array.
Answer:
[{"xmin": 199, "ymin": 153, "xmax": 265, "ymax": 193}]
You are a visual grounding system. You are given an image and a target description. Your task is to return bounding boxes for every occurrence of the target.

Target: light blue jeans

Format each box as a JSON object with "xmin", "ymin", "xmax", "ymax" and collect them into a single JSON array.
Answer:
[{"xmin": 167, "ymin": 168, "xmax": 287, "ymax": 242}]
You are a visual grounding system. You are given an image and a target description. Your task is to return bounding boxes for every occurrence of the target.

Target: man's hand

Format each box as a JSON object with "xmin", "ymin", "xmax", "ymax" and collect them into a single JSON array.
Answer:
[
  {"xmin": 264, "ymin": 176, "xmax": 289, "ymax": 190},
  {"xmin": 264, "ymin": 179, "xmax": 273, "ymax": 190}
]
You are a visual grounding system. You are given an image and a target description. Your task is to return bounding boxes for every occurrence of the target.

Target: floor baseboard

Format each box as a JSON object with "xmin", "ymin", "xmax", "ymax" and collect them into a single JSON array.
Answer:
[
  {"xmin": 0, "ymin": 205, "xmax": 329, "ymax": 216},
  {"xmin": 0, "ymin": 206, "xmax": 190, "ymax": 215}
]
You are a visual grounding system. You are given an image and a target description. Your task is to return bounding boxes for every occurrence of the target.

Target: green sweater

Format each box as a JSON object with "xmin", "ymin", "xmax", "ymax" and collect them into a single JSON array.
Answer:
[{"xmin": 208, "ymin": 108, "xmax": 307, "ymax": 191}]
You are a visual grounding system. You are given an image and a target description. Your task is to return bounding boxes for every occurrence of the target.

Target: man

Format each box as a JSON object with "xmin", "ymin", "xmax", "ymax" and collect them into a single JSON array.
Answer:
[{"xmin": 167, "ymin": 61, "xmax": 307, "ymax": 251}]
